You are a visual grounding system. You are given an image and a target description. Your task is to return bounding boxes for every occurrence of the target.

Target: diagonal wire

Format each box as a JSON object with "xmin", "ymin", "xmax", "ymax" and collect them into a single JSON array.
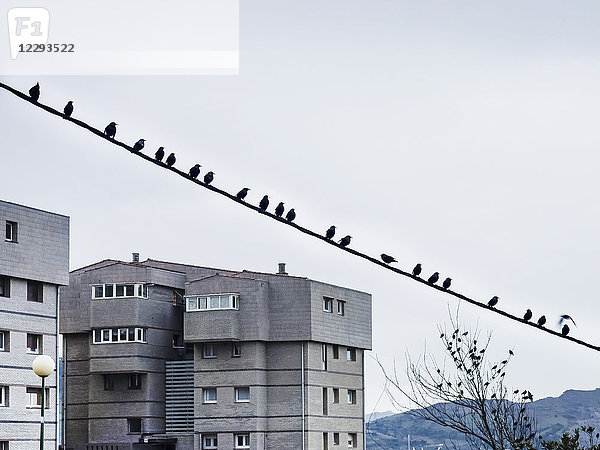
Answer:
[{"xmin": 1, "ymin": 80, "xmax": 597, "ymax": 352}]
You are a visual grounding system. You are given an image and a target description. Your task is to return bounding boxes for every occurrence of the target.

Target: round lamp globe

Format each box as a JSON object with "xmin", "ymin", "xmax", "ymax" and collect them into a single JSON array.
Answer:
[{"xmin": 32, "ymin": 355, "xmax": 55, "ymax": 377}]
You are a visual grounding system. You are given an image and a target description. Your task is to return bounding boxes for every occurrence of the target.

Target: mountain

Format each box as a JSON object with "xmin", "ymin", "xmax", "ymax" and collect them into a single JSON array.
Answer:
[
  {"xmin": 367, "ymin": 410, "xmax": 396, "ymax": 422},
  {"xmin": 366, "ymin": 388, "xmax": 600, "ymax": 449}
]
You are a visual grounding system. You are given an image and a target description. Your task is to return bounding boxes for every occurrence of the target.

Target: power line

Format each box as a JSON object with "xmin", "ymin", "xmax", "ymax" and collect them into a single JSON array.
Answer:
[{"xmin": 2, "ymin": 80, "xmax": 598, "ymax": 353}]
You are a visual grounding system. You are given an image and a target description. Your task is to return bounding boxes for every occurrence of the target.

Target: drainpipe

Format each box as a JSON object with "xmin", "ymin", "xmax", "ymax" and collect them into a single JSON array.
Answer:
[{"xmin": 301, "ymin": 342, "xmax": 305, "ymax": 450}]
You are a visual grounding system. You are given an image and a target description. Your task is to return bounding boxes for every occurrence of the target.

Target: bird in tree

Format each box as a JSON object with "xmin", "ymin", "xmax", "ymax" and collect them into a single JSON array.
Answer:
[
  {"xmin": 166, "ymin": 153, "xmax": 176, "ymax": 167},
  {"xmin": 189, "ymin": 164, "xmax": 201, "ymax": 179},
  {"xmin": 236, "ymin": 188, "xmax": 250, "ymax": 201},
  {"xmin": 325, "ymin": 226, "xmax": 336, "ymax": 240},
  {"xmin": 155, "ymin": 147, "xmax": 165, "ymax": 162},
  {"xmin": 259, "ymin": 195, "xmax": 269, "ymax": 211},
  {"xmin": 274, "ymin": 202, "xmax": 285, "ymax": 217},
  {"xmin": 537, "ymin": 315, "xmax": 546, "ymax": 327},
  {"xmin": 63, "ymin": 101, "xmax": 73, "ymax": 118},
  {"xmin": 559, "ymin": 314, "xmax": 577, "ymax": 327},
  {"xmin": 285, "ymin": 208, "xmax": 296, "ymax": 222},
  {"xmin": 488, "ymin": 296, "xmax": 499, "ymax": 307},
  {"xmin": 104, "ymin": 122, "xmax": 117, "ymax": 139},
  {"xmin": 412, "ymin": 263, "xmax": 422, "ymax": 277},
  {"xmin": 132, "ymin": 139, "xmax": 145, "ymax": 152},
  {"xmin": 29, "ymin": 82, "xmax": 40, "ymax": 101},
  {"xmin": 427, "ymin": 272, "xmax": 440, "ymax": 285},
  {"xmin": 203, "ymin": 171, "xmax": 214, "ymax": 185},
  {"xmin": 380, "ymin": 254, "xmax": 397, "ymax": 264},
  {"xmin": 443, "ymin": 277, "xmax": 452, "ymax": 289},
  {"xmin": 523, "ymin": 309, "xmax": 532, "ymax": 322},
  {"xmin": 561, "ymin": 324, "xmax": 570, "ymax": 336},
  {"xmin": 339, "ymin": 235, "xmax": 352, "ymax": 247}
]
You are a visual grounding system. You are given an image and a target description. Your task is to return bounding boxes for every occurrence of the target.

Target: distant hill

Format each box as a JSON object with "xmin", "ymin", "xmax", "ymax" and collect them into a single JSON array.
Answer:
[{"xmin": 366, "ymin": 388, "xmax": 600, "ymax": 449}]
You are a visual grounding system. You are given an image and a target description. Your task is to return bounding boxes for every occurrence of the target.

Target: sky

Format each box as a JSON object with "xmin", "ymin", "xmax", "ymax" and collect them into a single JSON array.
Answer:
[{"xmin": 2, "ymin": 0, "xmax": 600, "ymax": 414}]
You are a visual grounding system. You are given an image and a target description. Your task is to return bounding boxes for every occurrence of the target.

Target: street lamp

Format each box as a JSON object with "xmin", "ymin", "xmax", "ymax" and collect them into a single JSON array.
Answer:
[{"xmin": 32, "ymin": 355, "xmax": 55, "ymax": 450}]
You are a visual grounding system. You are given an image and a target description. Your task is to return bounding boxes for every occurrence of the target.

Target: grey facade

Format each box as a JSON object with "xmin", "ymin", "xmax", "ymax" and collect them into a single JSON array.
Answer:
[
  {"xmin": 0, "ymin": 200, "xmax": 70, "ymax": 450},
  {"xmin": 61, "ymin": 258, "xmax": 372, "ymax": 450}
]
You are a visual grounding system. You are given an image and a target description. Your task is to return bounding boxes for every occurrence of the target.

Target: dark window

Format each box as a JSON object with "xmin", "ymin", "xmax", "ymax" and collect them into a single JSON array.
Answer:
[
  {"xmin": 346, "ymin": 347, "xmax": 357, "ymax": 361},
  {"xmin": 172, "ymin": 334, "xmax": 180, "ymax": 347},
  {"xmin": 103, "ymin": 374, "xmax": 115, "ymax": 391},
  {"xmin": 232, "ymin": 343, "xmax": 241, "ymax": 357},
  {"xmin": 332, "ymin": 344, "xmax": 339, "ymax": 359},
  {"xmin": 128, "ymin": 418, "xmax": 142, "ymax": 433},
  {"xmin": 333, "ymin": 433, "xmax": 340, "ymax": 445},
  {"xmin": 27, "ymin": 334, "xmax": 41, "ymax": 354},
  {"xmin": 322, "ymin": 388, "xmax": 328, "ymax": 415},
  {"xmin": 128, "ymin": 374, "xmax": 142, "ymax": 390},
  {"xmin": 27, "ymin": 281, "xmax": 43, "ymax": 303},
  {"xmin": 0, "ymin": 385, "xmax": 8, "ymax": 406},
  {"xmin": 0, "ymin": 441, "xmax": 8, "ymax": 450},
  {"xmin": 0, "ymin": 331, "xmax": 4, "ymax": 351},
  {"xmin": 337, "ymin": 300, "xmax": 345, "ymax": 316},
  {"xmin": 5, "ymin": 221, "xmax": 17, "ymax": 242},
  {"xmin": 0, "ymin": 276, "xmax": 10, "ymax": 298},
  {"xmin": 333, "ymin": 388, "xmax": 339, "ymax": 404}
]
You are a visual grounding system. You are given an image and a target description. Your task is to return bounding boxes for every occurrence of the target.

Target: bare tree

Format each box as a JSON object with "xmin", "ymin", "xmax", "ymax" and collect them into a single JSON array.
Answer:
[{"xmin": 379, "ymin": 312, "xmax": 537, "ymax": 450}]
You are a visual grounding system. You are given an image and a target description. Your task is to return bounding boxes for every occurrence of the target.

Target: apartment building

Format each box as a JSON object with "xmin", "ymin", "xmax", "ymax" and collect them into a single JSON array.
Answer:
[
  {"xmin": 60, "ymin": 257, "xmax": 372, "ymax": 450},
  {"xmin": 0, "ymin": 200, "xmax": 70, "ymax": 450}
]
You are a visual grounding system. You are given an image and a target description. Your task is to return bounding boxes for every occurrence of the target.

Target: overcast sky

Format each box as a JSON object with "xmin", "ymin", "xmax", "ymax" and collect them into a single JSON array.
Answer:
[{"xmin": 2, "ymin": 1, "xmax": 600, "ymax": 414}]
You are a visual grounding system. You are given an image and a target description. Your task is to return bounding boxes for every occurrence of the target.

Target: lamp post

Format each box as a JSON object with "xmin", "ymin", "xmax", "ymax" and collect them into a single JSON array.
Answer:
[{"xmin": 32, "ymin": 355, "xmax": 55, "ymax": 450}]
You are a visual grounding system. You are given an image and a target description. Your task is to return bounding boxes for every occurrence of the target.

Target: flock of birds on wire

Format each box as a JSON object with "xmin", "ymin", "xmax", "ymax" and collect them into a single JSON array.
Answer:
[{"xmin": 25, "ymin": 82, "xmax": 579, "ymax": 339}]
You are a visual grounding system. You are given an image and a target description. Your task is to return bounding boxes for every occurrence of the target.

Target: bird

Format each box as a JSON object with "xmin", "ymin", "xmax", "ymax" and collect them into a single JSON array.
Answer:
[
  {"xmin": 132, "ymin": 139, "xmax": 145, "ymax": 152},
  {"xmin": 259, "ymin": 195, "xmax": 269, "ymax": 211},
  {"xmin": 165, "ymin": 153, "xmax": 176, "ymax": 167},
  {"xmin": 63, "ymin": 101, "xmax": 73, "ymax": 117},
  {"xmin": 339, "ymin": 235, "xmax": 352, "ymax": 247},
  {"xmin": 155, "ymin": 147, "xmax": 165, "ymax": 161},
  {"xmin": 203, "ymin": 171, "xmax": 214, "ymax": 184},
  {"xmin": 523, "ymin": 309, "xmax": 532, "ymax": 322},
  {"xmin": 285, "ymin": 208, "xmax": 296, "ymax": 222},
  {"xmin": 412, "ymin": 264, "xmax": 422, "ymax": 277},
  {"xmin": 488, "ymin": 296, "xmax": 499, "ymax": 307},
  {"xmin": 29, "ymin": 82, "xmax": 40, "ymax": 101},
  {"xmin": 442, "ymin": 278, "xmax": 452, "ymax": 289},
  {"xmin": 325, "ymin": 226, "xmax": 336, "ymax": 240},
  {"xmin": 427, "ymin": 272, "xmax": 440, "ymax": 285},
  {"xmin": 189, "ymin": 164, "xmax": 201, "ymax": 179},
  {"xmin": 274, "ymin": 202, "xmax": 285, "ymax": 217},
  {"xmin": 559, "ymin": 314, "xmax": 577, "ymax": 327},
  {"xmin": 380, "ymin": 254, "xmax": 397, "ymax": 264},
  {"xmin": 561, "ymin": 324, "xmax": 570, "ymax": 336},
  {"xmin": 236, "ymin": 188, "xmax": 250, "ymax": 200},
  {"xmin": 537, "ymin": 315, "xmax": 546, "ymax": 327},
  {"xmin": 104, "ymin": 122, "xmax": 117, "ymax": 139}
]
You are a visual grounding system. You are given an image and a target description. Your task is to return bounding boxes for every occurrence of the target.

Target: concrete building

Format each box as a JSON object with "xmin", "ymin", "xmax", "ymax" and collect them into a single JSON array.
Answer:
[
  {"xmin": 0, "ymin": 200, "xmax": 70, "ymax": 450},
  {"xmin": 60, "ymin": 257, "xmax": 372, "ymax": 450}
]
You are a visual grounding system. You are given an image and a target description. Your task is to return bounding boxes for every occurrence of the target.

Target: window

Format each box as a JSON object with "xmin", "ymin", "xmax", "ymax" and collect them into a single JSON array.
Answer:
[
  {"xmin": 103, "ymin": 374, "xmax": 115, "ymax": 391},
  {"xmin": 203, "ymin": 435, "xmax": 218, "ymax": 449},
  {"xmin": 323, "ymin": 433, "xmax": 329, "ymax": 449},
  {"xmin": 27, "ymin": 281, "xmax": 43, "ymax": 302},
  {"xmin": 337, "ymin": 300, "xmax": 345, "ymax": 316},
  {"xmin": 323, "ymin": 388, "xmax": 328, "ymax": 415},
  {"xmin": 232, "ymin": 343, "xmax": 241, "ymax": 357},
  {"xmin": 128, "ymin": 418, "xmax": 142, "ymax": 433},
  {"xmin": 203, "ymin": 343, "xmax": 216, "ymax": 358},
  {"xmin": 92, "ymin": 328, "xmax": 147, "ymax": 344},
  {"xmin": 334, "ymin": 433, "xmax": 340, "ymax": 445},
  {"xmin": 0, "ymin": 386, "xmax": 7, "ymax": 406},
  {"xmin": 0, "ymin": 331, "xmax": 5, "ymax": 351},
  {"xmin": 347, "ymin": 389, "xmax": 357, "ymax": 404},
  {"xmin": 321, "ymin": 343, "xmax": 327, "ymax": 371},
  {"xmin": 91, "ymin": 283, "xmax": 148, "ymax": 299},
  {"xmin": 346, "ymin": 347, "xmax": 356, "ymax": 361},
  {"xmin": 186, "ymin": 293, "xmax": 239, "ymax": 311},
  {"xmin": 323, "ymin": 296, "xmax": 333, "ymax": 312},
  {"xmin": 203, "ymin": 388, "xmax": 217, "ymax": 403},
  {"xmin": 0, "ymin": 441, "xmax": 8, "ymax": 450},
  {"xmin": 348, "ymin": 433, "xmax": 357, "ymax": 448},
  {"xmin": 234, "ymin": 434, "xmax": 250, "ymax": 449},
  {"xmin": 333, "ymin": 388, "xmax": 339, "ymax": 404},
  {"xmin": 5, "ymin": 221, "xmax": 17, "ymax": 242},
  {"xmin": 172, "ymin": 334, "xmax": 180, "ymax": 347},
  {"xmin": 332, "ymin": 345, "xmax": 339, "ymax": 359},
  {"xmin": 128, "ymin": 374, "xmax": 142, "ymax": 390},
  {"xmin": 235, "ymin": 387, "xmax": 250, "ymax": 403},
  {"xmin": 27, "ymin": 333, "xmax": 41, "ymax": 354},
  {"xmin": 0, "ymin": 276, "xmax": 10, "ymax": 298},
  {"xmin": 26, "ymin": 387, "xmax": 49, "ymax": 408}
]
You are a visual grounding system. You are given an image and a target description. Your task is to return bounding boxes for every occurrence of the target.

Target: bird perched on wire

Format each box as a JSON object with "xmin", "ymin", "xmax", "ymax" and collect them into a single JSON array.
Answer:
[
  {"xmin": 155, "ymin": 147, "xmax": 165, "ymax": 162},
  {"xmin": 325, "ymin": 226, "xmax": 336, "ymax": 240},
  {"xmin": 29, "ymin": 82, "xmax": 40, "ymax": 101},
  {"xmin": 561, "ymin": 324, "xmax": 570, "ymax": 336},
  {"xmin": 236, "ymin": 188, "xmax": 250, "ymax": 201},
  {"xmin": 339, "ymin": 235, "xmax": 352, "ymax": 247},
  {"xmin": 104, "ymin": 122, "xmax": 117, "ymax": 139},
  {"xmin": 442, "ymin": 278, "xmax": 452, "ymax": 289},
  {"xmin": 132, "ymin": 139, "xmax": 145, "ymax": 152},
  {"xmin": 203, "ymin": 171, "xmax": 214, "ymax": 185},
  {"xmin": 189, "ymin": 164, "xmax": 201, "ymax": 179},
  {"xmin": 559, "ymin": 314, "xmax": 577, "ymax": 327},
  {"xmin": 488, "ymin": 296, "xmax": 499, "ymax": 308},
  {"xmin": 166, "ymin": 153, "xmax": 176, "ymax": 167},
  {"xmin": 380, "ymin": 254, "xmax": 397, "ymax": 264},
  {"xmin": 523, "ymin": 309, "xmax": 532, "ymax": 322},
  {"xmin": 259, "ymin": 195, "xmax": 269, "ymax": 211},
  {"xmin": 285, "ymin": 209, "xmax": 296, "ymax": 222},
  {"xmin": 412, "ymin": 264, "xmax": 422, "ymax": 277},
  {"xmin": 275, "ymin": 202, "xmax": 285, "ymax": 217},
  {"xmin": 537, "ymin": 315, "xmax": 546, "ymax": 327},
  {"xmin": 427, "ymin": 272, "xmax": 440, "ymax": 285},
  {"xmin": 63, "ymin": 101, "xmax": 73, "ymax": 118}
]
